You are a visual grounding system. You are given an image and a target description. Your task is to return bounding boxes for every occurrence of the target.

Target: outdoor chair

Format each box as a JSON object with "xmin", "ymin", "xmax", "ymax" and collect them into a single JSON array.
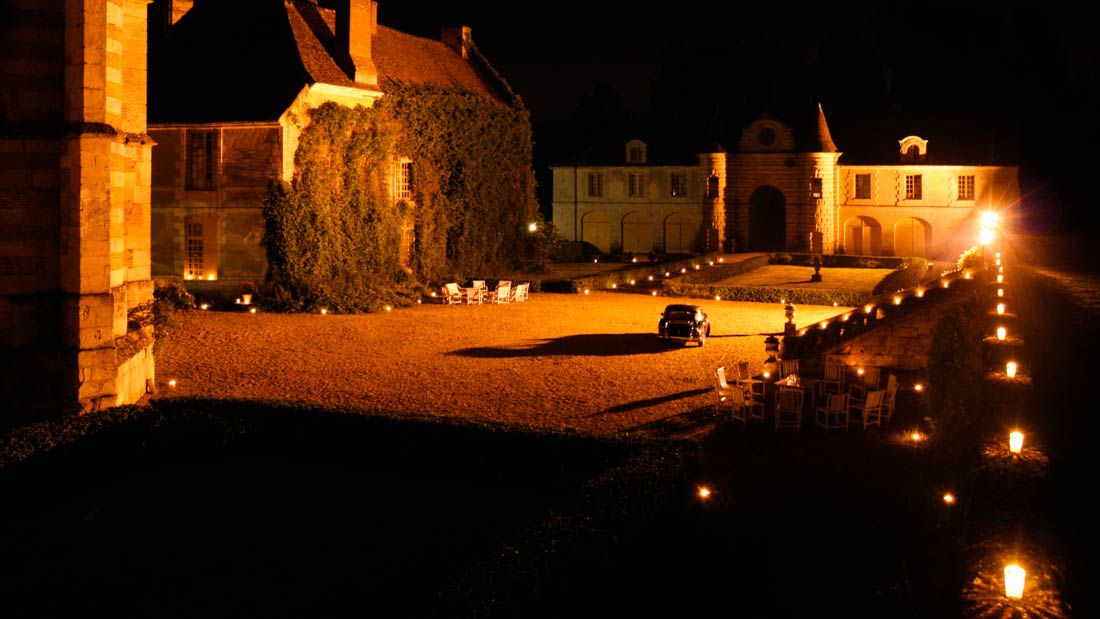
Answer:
[
  {"xmin": 734, "ymin": 360, "xmax": 765, "ymax": 397},
  {"xmin": 848, "ymin": 389, "xmax": 885, "ymax": 429},
  {"xmin": 820, "ymin": 358, "xmax": 846, "ymax": 396},
  {"xmin": 815, "ymin": 393, "xmax": 850, "ymax": 432},
  {"xmin": 442, "ymin": 283, "xmax": 464, "ymax": 305},
  {"xmin": 730, "ymin": 385, "xmax": 765, "ymax": 424},
  {"xmin": 493, "ymin": 282, "xmax": 512, "ymax": 304},
  {"xmin": 774, "ymin": 385, "xmax": 804, "ymax": 430},
  {"xmin": 714, "ymin": 366, "xmax": 736, "ymax": 415},
  {"xmin": 849, "ymin": 366, "xmax": 882, "ymax": 404},
  {"xmin": 511, "ymin": 282, "xmax": 529, "ymax": 302},
  {"xmin": 881, "ymin": 374, "xmax": 898, "ymax": 422},
  {"xmin": 471, "ymin": 280, "xmax": 489, "ymax": 303},
  {"xmin": 780, "ymin": 359, "xmax": 800, "ymax": 379},
  {"xmin": 465, "ymin": 285, "xmax": 483, "ymax": 304}
]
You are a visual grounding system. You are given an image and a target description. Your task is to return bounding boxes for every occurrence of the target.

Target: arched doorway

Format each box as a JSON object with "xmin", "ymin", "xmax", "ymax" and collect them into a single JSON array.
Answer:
[
  {"xmin": 844, "ymin": 216, "xmax": 882, "ymax": 255},
  {"xmin": 748, "ymin": 185, "xmax": 786, "ymax": 251},
  {"xmin": 894, "ymin": 217, "xmax": 931, "ymax": 257},
  {"xmin": 621, "ymin": 211, "xmax": 654, "ymax": 253},
  {"xmin": 664, "ymin": 212, "xmax": 698, "ymax": 254},
  {"xmin": 580, "ymin": 211, "xmax": 610, "ymax": 253}
]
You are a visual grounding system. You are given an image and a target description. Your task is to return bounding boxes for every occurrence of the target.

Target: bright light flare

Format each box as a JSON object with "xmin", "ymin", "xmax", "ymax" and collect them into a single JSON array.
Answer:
[
  {"xmin": 910, "ymin": 431, "xmax": 924, "ymax": 442},
  {"xmin": 384, "ymin": 305, "xmax": 392, "ymax": 312},
  {"xmin": 979, "ymin": 228, "xmax": 995, "ymax": 245},
  {"xmin": 320, "ymin": 308, "xmax": 328, "ymax": 315},
  {"xmin": 997, "ymin": 274, "xmax": 1004, "ymax": 283},
  {"xmin": 916, "ymin": 289, "xmax": 925, "ymax": 298},
  {"xmin": 200, "ymin": 304, "xmax": 209, "ymax": 310},
  {"xmin": 1009, "ymin": 431, "xmax": 1024, "ymax": 455},
  {"xmin": 1006, "ymin": 361, "xmax": 1018, "ymax": 378},
  {"xmin": 997, "ymin": 288, "xmax": 1004, "ymax": 297},
  {"xmin": 914, "ymin": 383, "xmax": 924, "ymax": 392},
  {"xmin": 527, "ymin": 222, "xmax": 538, "ymax": 232},
  {"xmin": 997, "ymin": 303, "xmax": 1005, "ymax": 315},
  {"xmin": 1004, "ymin": 564, "xmax": 1026, "ymax": 599},
  {"xmin": 651, "ymin": 291, "xmax": 657, "ymax": 296},
  {"xmin": 943, "ymin": 492, "xmax": 956, "ymax": 505},
  {"xmin": 697, "ymin": 486, "xmax": 712, "ymax": 500},
  {"xmin": 981, "ymin": 211, "xmax": 999, "ymax": 227},
  {"xmin": 997, "ymin": 327, "xmax": 1007, "ymax": 341}
]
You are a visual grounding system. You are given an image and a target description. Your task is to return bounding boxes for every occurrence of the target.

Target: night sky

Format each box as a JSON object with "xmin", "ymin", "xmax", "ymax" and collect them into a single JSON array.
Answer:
[{"xmin": 376, "ymin": 0, "xmax": 1097, "ymax": 232}]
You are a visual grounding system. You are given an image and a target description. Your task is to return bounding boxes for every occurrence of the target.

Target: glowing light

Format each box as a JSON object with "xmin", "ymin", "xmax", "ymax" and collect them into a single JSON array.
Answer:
[
  {"xmin": 384, "ymin": 305, "xmax": 392, "ymax": 312},
  {"xmin": 964, "ymin": 272, "xmax": 973, "ymax": 280},
  {"xmin": 183, "ymin": 274, "xmax": 194, "ymax": 281},
  {"xmin": 841, "ymin": 314, "xmax": 850, "ymax": 322},
  {"xmin": 593, "ymin": 258, "xmax": 599, "ymax": 263},
  {"xmin": 697, "ymin": 486, "xmax": 712, "ymax": 500},
  {"xmin": 648, "ymin": 275, "xmax": 654, "ymax": 281},
  {"xmin": 665, "ymin": 272, "xmax": 671, "ymax": 277},
  {"xmin": 249, "ymin": 307, "xmax": 257, "ymax": 314},
  {"xmin": 995, "ymin": 258, "xmax": 1001, "ymax": 266},
  {"xmin": 527, "ymin": 222, "xmax": 537, "ymax": 232},
  {"xmin": 997, "ymin": 274, "xmax": 1004, "ymax": 283},
  {"xmin": 979, "ymin": 228, "xmax": 995, "ymax": 245},
  {"xmin": 206, "ymin": 274, "xmax": 216, "ymax": 281},
  {"xmin": 981, "ymin": 211, "xmax": 999, "ymax": 227},
  {"xmin": 857, "ymin": 368, "xmax": 865, "ymax": 376},
  {"xmin": 943, "ymin": 280, "xmax": 950, "ymax": 288},
  {"xmin": 1006, "ymin": 361, "xmax": 1018, "ymax": 378},
  {"xmin": 893, "ymin": 295, "xmax": 902, "ymax": 305},
  {"xmin": 718, "ymin": 258, "xmax": 724, "ymax": 263},
  {"xmin": 820, "ymin": 321, "xmax": 828, "ymax": 329},
  {"xmin": 167, "ymin": 379, "xmax": 177, "ymax": 388},
  {"xmin": 916, "ymin": 289, "xmax": 925, "ymax": 298},
  {"xmin": 910, "ymin": 431, "xmax": 923, "ymax": 442},
  {"xmin": 693, "ymin": 264, "xmax": 700, "ymax": 270},
  {"xmin": 431, "ymin": 292, "xmax": 437, "ymax": 297},
  {"xmin": 651, "ymin": 291, "xmax": 657, "ymax": 296},
  {"xmin": 708, "ymin": 260, "xmax": 714, "ymax": 266},
  {"xmin": 997, "ymin": 327, "xmax": 1007, "ymax": 341},
  {"xmin": 998, "ymin": 266, "xmax": 1004, "ymax": 273},
  {"xmin": 200, "ymin": 304, "xmax": 209, "ymax": 310},
  {"xmin": 611, "ymin": 283, "xmax": 617, "ymax": 289},
  {"xmin": 914, "ymin": 383, "xmax": 924, "ymax": 392},
  {"xmin": 241, "ymin": 294, "xmax": 252, "ymax": 305},
  {"xmin": 995, "ymin": 252, "xmax": 1001, "ymax": 258},
  {"xmin": 1004, "ymin": 564, "xmax": 1026, "ymax": 599},
  {"xmin": 1009, "ymin": 431, "xmax": 1024, "ymax": 455},
  {"xmin": 832, "ymin": 301, "xmax": 838, "ymax": 307},
  {"xmin": 631, "ymin": 257, "xmax": 638, "ymax": 263},
  {"xmin": 584, "ymin": 289, "xmax": 590, "ymax": 295},
  {"xmin": 780, "ymin": 299, "xmax": 786, "ymax": 305},
  {"xmin": 864, "ymin": 304, "xmax": 873, "ymax": 314},
  {"xmin": 762, "ymin": 371, "xmax": 771, "ymax": 379},
  {"xmin": 715, "ymin": 295, "xmax": 722, "ymax": 301},
  {"xmin": 997, "ymin": 303, "xmax": 1005, "ymax": 315},
  {"xmin": 943, "ymin": 492, "xmax": 955, "ymax": 505},
  {"xmin": 416, "ymin": 299, "xmax": 421, "ymax": 304},
  {"xmin": 997, "ymin": 288, "xmax": 1004, "ymax": 297},
  {"xmin": 680, "ymin": 268, "xmax": 687, "ymax": 273},
  {"xmin": 629, "ymin": 279, "xmax": 636, "ymax": 285},
  {"xmin": 320, "ymin": 308, "xmax": 328, "ymax": 315}
]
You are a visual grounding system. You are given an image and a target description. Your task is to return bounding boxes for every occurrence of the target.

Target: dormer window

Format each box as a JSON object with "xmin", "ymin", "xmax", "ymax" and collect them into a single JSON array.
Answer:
[
  {"xmin": 625, "ymin": 139, "xmax": 647, "ymax": 164},
  {"xmin": 898, "ymin": 136, "xmax": 928, "ymax": 162}
]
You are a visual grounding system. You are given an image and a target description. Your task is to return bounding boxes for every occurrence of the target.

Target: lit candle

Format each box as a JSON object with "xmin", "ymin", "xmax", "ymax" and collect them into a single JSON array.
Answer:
[
  {"xmin": 832, "ymin": 301, "xmax": 838, "ymax": 307},
  {"xmin": 917, "ymin": 289, "xmax": 925, "ymax": 297},
  {"xmin": 762, "ymin": 371, "xmax": 771, "ymax": 379},
  {"xmin": 995, "ymin": 258, "xmax": 1001, "ymax": 266},
  {"xmin": 200, "ymin": 304, "xmax": 209, "ymax": 310},
  {"xmin": 629, "ymin": 279, "xmax": 636, "ymax": 285},
  {"xmin": 893, "ymin": 296, "xmax": 902, "ymax": 305},
  {"xmin": 910, "ymin": 431, "xmax": 923, "ymax": 442},
  {"xmin": 718, "ymin": 257, "xmax": 724, "ymax": 262},
  {"xmin": 997, "ymin": 327, "xmax": 1007, "ymax": 341},
  {"xmin": 697, "ymin": 486, "xmax": 712, "ymax": 499},
  {"xmin": 320, "ymin": 308, "xmax": 328, "ymax": 314},
  {"xmin": 384, "ymin": 305, "xmax": 392, "ymax": 312},
  {"xmin": 1009, "ymin": 430, "xmax": 1024, "ymax": 454},
  {"xmin": 665, "ymin": 272, "xmax": 670, "ymax": 277},
  {"xmin": 997, "ymin": 288, "xmax": 1004, "ymax": 297},
  {"xmin": 995, "ymin": 252, "xmax": 1002, "ymax": 258},
  {"xmin": 681, "ymin": 268, "xmax": 687, "ymax": 273},
  {"xmin": 998, "ymin": 266, "xmax": 1004, "ymax": 273},
  {"xmin": 651, "ymin": 291, "xmax": 657, "ymax": 296},
  {"xmin": 857, "ymin": 368, "xmax": 865, "ymax": 376},
  {"xmin": 583, "ymin": 289, "xmax": 590, "ymax": 295},
  {"xmin": 1004, "ymin": 564, "xmax": 1026, "ymax": 599},
  {"xmin": 964, "ymin": 272, "xmax": 972, "ymax": 280},
  {"xmin": 997, "ymin": 303, "xmax": 1005, "ymax": 315},
  {"xmin": 914, "ymin": 383, "xmax": 924, "ymax": 392},
  {"xmin": 820, "ymin": 321, "xmax": 828, "ymax": 329},
  {"xmin": 708, "ymin": 261, "xmax": 714, "ymax": 266},
  {"xmin": 694, "ymin": 265, "xmax": 700, "ymax": 270},
  {"xmin": 943, "ymin": 492, "xmax": 955, "ymax": 505},
  {"xmin": 943, "ymin": 281, "xmax": 950, "ymax": 288},
  {"xmin": 648, "ymin": 275, "xmax": 654, "ymax": 281},
  {"xmin": 1006, "ymin": 361, "xmax": 1018, "ymax": 378},
  {"xmin": 715, "ymin": 295, "xmax": 721, "ymax": 301},
  {"xmin": 249, "ymin": 307, "xmax": 257, "ymax": 314},
  {"xmin": 611, "ymin": 283, "xmax": 617, "ymax": 289},
  {"xmin": 864, "ymin": 304, "xmax": 873, "ymax": 314},
  {"xmin": 167, "ymin": 379, "xmax": 177, "ymax": 388},
  {"xmin": 206, "ymin": 274, "xmax": 215, "ymax": 281},
  {"xmin": 997, "ymin": 274, "xmax": 1004, "ymax": 283}
]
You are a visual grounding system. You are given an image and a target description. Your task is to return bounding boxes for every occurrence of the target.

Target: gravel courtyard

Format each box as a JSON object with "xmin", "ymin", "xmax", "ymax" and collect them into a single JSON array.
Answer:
[{"xmin": 155, "ymin": 292, "xmax": 847, "ymax": 438}]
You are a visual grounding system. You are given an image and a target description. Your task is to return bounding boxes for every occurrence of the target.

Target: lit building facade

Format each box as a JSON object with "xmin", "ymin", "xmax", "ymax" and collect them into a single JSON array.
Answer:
[{"xmin": 551, "ymin": 105, "xmax": 1019, "ymax": 259}]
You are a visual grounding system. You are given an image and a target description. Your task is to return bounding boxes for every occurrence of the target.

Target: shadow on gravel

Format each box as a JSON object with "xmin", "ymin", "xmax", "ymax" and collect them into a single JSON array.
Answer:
[{"xmin": 447, "ymin": 333, "xmax": 679, "ymax": 357}]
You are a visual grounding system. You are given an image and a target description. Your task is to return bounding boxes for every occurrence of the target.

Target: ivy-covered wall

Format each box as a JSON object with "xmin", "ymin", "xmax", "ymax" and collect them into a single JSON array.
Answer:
[{"xmin": 263, "ymin": 74, "xmax": 538, "ymax": 311}]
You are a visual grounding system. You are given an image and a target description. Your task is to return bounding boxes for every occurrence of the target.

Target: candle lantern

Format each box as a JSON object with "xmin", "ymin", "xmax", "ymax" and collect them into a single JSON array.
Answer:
[
  {"xmin": 997, "ymin": 327, "xmax": 1007, "ymax": 341},
  {"xmin": 1009, "ymin": 431, "xmax": 1024, "ymax": 454},
  {"xmin": 1006, "ymin": 361, "xmax": 1018, "ymax": 378},
  {"xmin": 997, "ymin": 303, "xmax": 1005, "ymax": 315},
  {"xmin": 1004, "ymin": 564, "xmax": 1026, "ymax": 599}
]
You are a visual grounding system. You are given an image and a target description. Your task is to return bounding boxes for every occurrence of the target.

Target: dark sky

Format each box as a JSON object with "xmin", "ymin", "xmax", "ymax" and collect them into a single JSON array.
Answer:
[{"xmin": 376, "ymin": 0, "xmax": 1097, "ymax": 231}]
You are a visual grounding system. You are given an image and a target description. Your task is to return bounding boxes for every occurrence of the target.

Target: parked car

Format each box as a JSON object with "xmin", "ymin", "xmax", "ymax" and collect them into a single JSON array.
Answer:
[{"xmin": 658, "ymin": 304, "xmax": 711, "ymax": 346}]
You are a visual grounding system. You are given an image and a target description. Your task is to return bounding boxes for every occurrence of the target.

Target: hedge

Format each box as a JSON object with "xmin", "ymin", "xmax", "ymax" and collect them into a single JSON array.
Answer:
[{"xmin": 543, "ymin": 254, "xmax": 719, "ymax": 293}]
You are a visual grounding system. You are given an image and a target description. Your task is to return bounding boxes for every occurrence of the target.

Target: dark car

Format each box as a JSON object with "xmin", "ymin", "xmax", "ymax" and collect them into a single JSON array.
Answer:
[{"xmin": 658, "ymin": 304, "xmax": 711, "ymax": 346}]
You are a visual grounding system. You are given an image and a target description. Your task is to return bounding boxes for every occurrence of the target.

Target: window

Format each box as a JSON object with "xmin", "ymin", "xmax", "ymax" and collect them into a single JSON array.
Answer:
[
  {"xmin": 670, "ymin": 173, "xmax": 688, "ymax": 197},
  {"xmin": 706, "ymin": 175, "xmax": 720, "ymax": 199},
  {"xmin": 958, "ymin": 175, "xmax": 975, "ymax": 200},
  {"xmin": 187, "ymin": 130, "xmax": 217, "ymax": 190},
  {"xmin": 185, "ymin": 221, "xmax": 204, "ymax": 279},
  {"xmin": 184, "ymin": 215, "xmax": 218, "ymax": 280},
  {"xmin": 395, "ymin": 160, "xmax": 412, "ymax": 200},
  {"xmin": 628, "ymin": 146, "xmax": 644, "ymax": 163},
  {"xmin": 905, "ymin": 174, "xmax": 923, "ymax": 200},
  {"xmin": 587, "ymin": 173, "xmax": 603, "ymax": 197},
  {"xmin": 628, "ymin": 173, "xmax": 645, "ymax": 198},
  {"xmin": 810, "ymin": 178, "xmax": 823, "ymax": 199},
  {"xmin": 854, "ymin": 173, "xmax": 871, "ymax": 199},
  {"xmin": 758, "ymin": 127, "xmax": 776, "ymax": 146}
]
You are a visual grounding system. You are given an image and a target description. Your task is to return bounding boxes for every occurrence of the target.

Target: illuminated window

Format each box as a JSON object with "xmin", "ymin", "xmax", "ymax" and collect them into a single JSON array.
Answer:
[
  {"xmin": 628, "ymin": 146, "xmax": 644, "ymax": 163},
  {"xmin": 185, "ymin": 221, "xmax": 204, "ymax": 279},
  {"xmin": 670, "ymin": 173, "xmax": 687, "ymax": 197},
  {"xmin": 628, "ymin": 173, "xmax": 646, "ymax": 197},
  {"xmin": 905, "ymin": 174, "xmax": 922, "ymax": 200},
  {"xmin": 187, "ymin": 130, "xmax": 217, "ymax": 190},
  {"xmin": 706, "ymin": 175, "xmax": 719, "ymax": 198},
  {"xmin": 810, "ymin": 177, "xmax": 823, "ymax": 199},
  {"xmin": 184, "ymin": 215, "xmax": 218, "ymax": 280},
  {"xmin": 958, "ymin": 175, "xmax": 975, "ymax": 200},
  {"xmin": 854, "ymin": 173, "xmax": 871, "ymax": 199},
  {"xmin": 395, "ymin": 160, "xmax": 412, "ymax": 200},
  {"xmin": 587, "ymin": 173, "xmax": 603, "ymax": 197}
]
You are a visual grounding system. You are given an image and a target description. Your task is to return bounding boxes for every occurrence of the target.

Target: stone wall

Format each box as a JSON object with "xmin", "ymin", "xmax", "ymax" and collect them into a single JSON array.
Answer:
[{"xmin": 1, "ymin": 0, "xmax": 155, "ymax": 423}]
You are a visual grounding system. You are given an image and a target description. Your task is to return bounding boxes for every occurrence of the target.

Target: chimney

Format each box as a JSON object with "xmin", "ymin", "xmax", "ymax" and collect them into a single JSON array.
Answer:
[
  {"xmin": 441, "ymin": 26, "xmax": 472, "ymax": 59},
  {"xmin": 336, "ymin": 0, "xmax": 378, "ymax": 86}
]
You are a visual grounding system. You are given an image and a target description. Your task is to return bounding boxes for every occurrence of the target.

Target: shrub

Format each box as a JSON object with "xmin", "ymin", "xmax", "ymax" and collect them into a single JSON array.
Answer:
[
  {"xmin": 152, "ymin": 280, "xmax": 196, "ymax": 351},
  {"xmin": 872, "ymin": 258, "xmax": 929, "ymax": 296},
  {"xmin": 957, "ymin": 245, "xmax": 983, "ymax": 271}
]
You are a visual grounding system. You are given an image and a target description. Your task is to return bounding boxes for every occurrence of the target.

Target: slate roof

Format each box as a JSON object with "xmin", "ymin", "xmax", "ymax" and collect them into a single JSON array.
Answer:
[{"xmin": 149, "ymin": 0, "xmax": 504, "ymax": 124}]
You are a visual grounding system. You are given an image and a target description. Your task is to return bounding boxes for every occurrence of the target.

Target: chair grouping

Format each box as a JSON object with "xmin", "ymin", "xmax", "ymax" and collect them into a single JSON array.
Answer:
[
  {"xmin": 441, "ymin": 280, "xmax": 529, "ymax": 305},
  {"xmin": 713, "ymin": 357, "xmax": 899, "ymax": 433}
]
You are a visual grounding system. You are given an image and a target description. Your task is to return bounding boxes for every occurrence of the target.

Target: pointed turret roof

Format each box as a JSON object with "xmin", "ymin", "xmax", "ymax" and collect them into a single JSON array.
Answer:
[{"xmin": 813, "ymin": 102, "xmax": 838, "ymax": 153}]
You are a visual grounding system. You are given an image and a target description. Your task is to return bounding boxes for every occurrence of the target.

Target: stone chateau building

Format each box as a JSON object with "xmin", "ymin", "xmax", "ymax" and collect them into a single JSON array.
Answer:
[
  {"xmin": 147, "ymin": 0, "xmax": 510, "ymax": 286},
  {"xmin": 1, "ymin": 0, "xmax": 156, "ymax": 418},
  {"xmin": 551, "ymin": 104, "xmax": 1020, "ymax": 259}
]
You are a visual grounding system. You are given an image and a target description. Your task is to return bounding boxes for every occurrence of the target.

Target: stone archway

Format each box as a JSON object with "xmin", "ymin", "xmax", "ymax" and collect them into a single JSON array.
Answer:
[
  {"xmin": 664, "ymin": 212, "xmax": 698, "ymax": 254},
  {"xmin": 894, "ymin": 217, "xmax": 932, "ymax": 257},
  {"xmin": 748, "ymin": 185, "xmax": 786, "ymax": 251},
  {"xmin": 844, "ymin": 216, "xmax": 882, "ymax": 255},
  {"xmin": 621, "ymin": 211, "xmax": 654, "ymax": 253},
  {"xmin": 580, "ymin": 211, "xmax": 611, "ymax": 253}
]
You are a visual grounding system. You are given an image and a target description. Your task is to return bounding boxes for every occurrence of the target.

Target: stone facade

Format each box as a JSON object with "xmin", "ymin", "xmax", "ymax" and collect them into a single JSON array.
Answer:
[
  {"xmin": 1, "ymin": 0, "xmax": 155, "ymax": 421},
  {"xmin": 551, "ymin": 106, "xmax": 1020, "ymax": 259}
]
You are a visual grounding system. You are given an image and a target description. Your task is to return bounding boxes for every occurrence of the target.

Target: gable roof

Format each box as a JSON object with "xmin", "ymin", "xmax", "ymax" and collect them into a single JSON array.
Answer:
[{"xmin": 149, "ymin": 0, "xmax": 505, "ymax": 124}]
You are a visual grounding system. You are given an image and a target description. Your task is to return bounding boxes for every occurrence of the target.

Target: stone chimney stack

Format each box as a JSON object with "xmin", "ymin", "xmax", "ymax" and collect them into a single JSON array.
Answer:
[
  {"xmin": 441, "ymin": 26, "xmax": 472, "ymax": 59},
  {"xmin": 336, "ymin": 0, "xmax": 378, "ymax": 86}
]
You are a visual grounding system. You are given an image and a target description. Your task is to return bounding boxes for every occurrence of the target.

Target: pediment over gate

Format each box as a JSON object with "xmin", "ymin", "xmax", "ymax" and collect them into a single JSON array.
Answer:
[{"xmin": 738, "ymin": 115, "xmax": 795, "ymax": 153}]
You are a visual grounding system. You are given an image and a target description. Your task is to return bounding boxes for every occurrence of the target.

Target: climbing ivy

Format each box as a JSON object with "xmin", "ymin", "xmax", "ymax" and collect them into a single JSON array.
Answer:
[{"xmin": 262, "ymin": 68, "xmax": 538, "ymax": 311}]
